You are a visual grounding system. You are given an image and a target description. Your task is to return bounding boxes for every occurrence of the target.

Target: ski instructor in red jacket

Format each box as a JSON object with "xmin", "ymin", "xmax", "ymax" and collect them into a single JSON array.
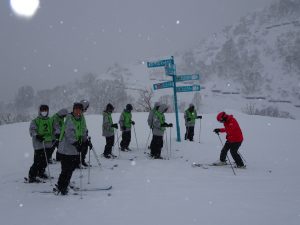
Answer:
[{"xmin": 213, "ymin": 112, "xmax": 245, "ymax": 168}]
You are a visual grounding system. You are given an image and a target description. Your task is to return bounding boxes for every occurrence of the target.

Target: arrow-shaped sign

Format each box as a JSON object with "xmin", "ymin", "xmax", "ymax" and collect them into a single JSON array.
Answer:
[
  {"xmin": 176, "ymin": 85, "xmax": 200, "ymax": 92},
  {"xmin": 147, "ymin": 58, "xmax": 174, "ymax": 68},
  {"xmin": 153, "ymin": 81, "xmax": 174, "ymax": 90},
  {"xmin": 176, "ymin": 74, "xmax": 199, "ymax": 82}
]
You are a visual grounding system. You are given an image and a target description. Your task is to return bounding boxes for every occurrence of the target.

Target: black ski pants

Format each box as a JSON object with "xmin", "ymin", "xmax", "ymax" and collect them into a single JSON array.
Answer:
[
  {"xmin": 47, "ymin": 145, "xmax": 55, "ymax": 161},
  {"xmin": 185, "ymin": 126, "xmax": 195, "ymax": 141},
  {"xmin": 220, "ymin": 141, "xmax": 244, "ymax": 167},
  {"xmin": 104, "ymin": 135, "xmax": 115, "ymax": 156},
  {"xmin": 150, "ymin": 135, "xmax": 163, "ymax": 158},
  {"xmin": 57, "ymin": 154, "xmax": 79, "ymax": 192},
  {"xmin": 29, "ymin": 148, "xmax": 49, "ymax": 179},
  {"xmin": 120, "ymin": 130, "xmax": 131, "ymax": 149},
  {"xmin": 80, "ymin": 141, "xmax": 89, "ymax": 163}
]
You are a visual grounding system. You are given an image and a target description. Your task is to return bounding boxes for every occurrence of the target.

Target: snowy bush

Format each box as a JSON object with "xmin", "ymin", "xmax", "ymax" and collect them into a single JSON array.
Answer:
[{"xmin": 242, "ymin": 104, "xmax": 295, "ymax": 119}]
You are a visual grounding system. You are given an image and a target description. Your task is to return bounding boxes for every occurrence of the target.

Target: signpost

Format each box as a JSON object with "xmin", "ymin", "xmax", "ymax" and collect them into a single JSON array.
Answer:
[
  {"xmin": 147, "ymin": 56, "xmax": 200, "ymax": 142},
  {"xmin": 165, "ymin": 64, "xmax": 175, "ymax": 76}
]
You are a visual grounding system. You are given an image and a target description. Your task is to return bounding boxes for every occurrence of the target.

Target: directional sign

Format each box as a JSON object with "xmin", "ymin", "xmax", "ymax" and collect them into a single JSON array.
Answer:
[
  {"xmin": 176, "ymin": 85, "xmax": 200, "ymax": 92},
  {"xmin": 147, "ymin": 58, "xmax": 174, "ymax": 68},
  {"xmin": 153, "ymin": 81, "xmax": 174, "ymax": 90},
  {"xmin": 176, "ymin": 74, "xmax": 200, "ymax": 82},
  {"xmin": 165, "ymin": 64, "xmax": 175, "ymax": 76}
]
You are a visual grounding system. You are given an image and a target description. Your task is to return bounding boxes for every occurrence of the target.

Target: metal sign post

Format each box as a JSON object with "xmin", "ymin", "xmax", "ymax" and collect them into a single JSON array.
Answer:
[{"xmin": 147, "ymin": 56, "xmax": 200, "ymax": 142}]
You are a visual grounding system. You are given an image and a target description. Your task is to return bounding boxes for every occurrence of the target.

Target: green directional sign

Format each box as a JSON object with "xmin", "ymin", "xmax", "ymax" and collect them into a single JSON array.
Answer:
[
  {"xmin": 176, "ymin": 85, "xmax": 200, "ymax": 92},
  {"xmin": 165, "ymin": 64, "xmax": 175, "ymax": 76},
  {"xmin": 153, "ymin": 81, "xmax": 174, "ymax": 90},
  {"xmin": 147, "ymin": 58, "xmax": 174, "ymax": 68},
  {"xmin": 176, "ymin": 74, "xmax": 199, "ymax": 82}
]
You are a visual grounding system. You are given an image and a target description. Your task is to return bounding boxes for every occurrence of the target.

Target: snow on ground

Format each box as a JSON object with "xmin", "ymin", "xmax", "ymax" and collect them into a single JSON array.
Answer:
[{"xmin": 0, "ymin": 112, "xmax": 300, "ymax": 225}]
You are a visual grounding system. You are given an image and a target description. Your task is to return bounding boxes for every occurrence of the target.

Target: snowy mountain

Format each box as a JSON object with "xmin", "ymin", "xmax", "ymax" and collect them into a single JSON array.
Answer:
[
  {"xmin": 0, "ymin": 112, "xmax": 299, "ymax": 225},
  {"xmin": 97, "ymin": 0, "xmax": 300, "ymax": 118},
  {"xmin": 1, "ymin": 0, "xmax": 299, "ymax": 126}
]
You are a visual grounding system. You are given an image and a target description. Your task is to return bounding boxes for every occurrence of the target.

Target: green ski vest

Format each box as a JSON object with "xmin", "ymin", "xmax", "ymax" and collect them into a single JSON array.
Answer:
[
  {"xmin": 154, "ymin": 111, "xmax": 166, "ymax": 131},
  {"xmin": 52, "ymin": 114, "xmax": 64, "ymax": 129},
  {"xmin": 34, "ymin": 117, "xmax": 53, "ymax": 142},
  {"xmin": 59, "ymin": 114, "xmax": 86, "ymax": 143},
  {"xmin": 123, "ymin": 111, "xmax": 132, "ymax": 128},
  {"xmin": 185, "ymin": 110, "xmax": 197, "ymax": 124},
  {"xmin": 104, "ymin": 112, "xmax": 114, "ymax": 133}
]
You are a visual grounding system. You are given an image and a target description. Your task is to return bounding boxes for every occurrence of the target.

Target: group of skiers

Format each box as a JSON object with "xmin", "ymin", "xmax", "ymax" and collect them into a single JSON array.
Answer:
[{"xmin": 27, "ymin": 100, "xmax": 245, "ymax": 195}]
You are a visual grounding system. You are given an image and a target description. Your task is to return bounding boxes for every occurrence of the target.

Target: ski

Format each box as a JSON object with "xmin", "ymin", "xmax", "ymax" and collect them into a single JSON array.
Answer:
[
  {"xmin": 129, "ymin": 156, "xmax": 137, "ymax": 161},
  {"xmin": 24, "ymin": 177, "xmax": 46, "ymax": 183},
  {"xmin": 191, "ymin": 163, "xmax": 209, "ymax": 169},
  {"xmin": 191, "ymin": 162, "xmax": 240, "ymax": 169},
  {"xmin": 32, "ymin": 189, "xmax": 80, "ymax": 196},
  {"xmin": 69, "ymin": 185, "xmax": 112, "ymax": 191}
]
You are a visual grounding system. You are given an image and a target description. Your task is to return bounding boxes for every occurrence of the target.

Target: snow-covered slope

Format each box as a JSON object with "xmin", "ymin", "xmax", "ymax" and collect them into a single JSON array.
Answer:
[
  {"xmin": 0, "ymin": 113, "xmax": 299, "ymax": 225},
  {"xmin": 95, "ymin": 0, "xmax": 300, "ymax": 119}
]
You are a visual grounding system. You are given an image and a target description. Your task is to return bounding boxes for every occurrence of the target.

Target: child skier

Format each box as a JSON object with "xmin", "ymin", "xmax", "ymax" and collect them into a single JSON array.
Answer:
[
  {"xmin": 55, "ymin": 103, "xmax": 88, "ymax": 195},
  {"xmin": 213, "ymin": 112, "xmax": 245, "ymax": 168},
  {"xmin": 119, "ymin": 104, "xmax": 135, "ymax": 151},
  {"xmin": 102, "ymin": 103, "xmax": 118, "ymax": 158},
  {"xmin": 28, "ymin": 105, "xmax": 53, "ymax": 182},
  {"xmin": 184, "ymin": 103, "xmax": 202, "ymax": 141},
  {"xmin": 50, "ymin": 108, "xmax": 68, "ymax": 162},
  {"xmin": 150, "ymin": 104, "xmax": 173, "ymax": 159}
]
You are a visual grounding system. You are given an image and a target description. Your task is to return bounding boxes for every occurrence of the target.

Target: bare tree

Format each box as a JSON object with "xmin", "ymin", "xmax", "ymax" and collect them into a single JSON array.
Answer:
[{"xmin": 136, "ymin": 88, "xmax": 154, "ymax": 112}]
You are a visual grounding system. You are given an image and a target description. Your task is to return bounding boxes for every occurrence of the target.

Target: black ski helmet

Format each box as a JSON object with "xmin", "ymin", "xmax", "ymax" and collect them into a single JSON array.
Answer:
[
  {"xmin": 39, "ymin": 104, "xmax": 49, "ymax": 112},
  {"xmin": 73, "ymin": 102, "xmax": 83, "ymax": 111},
  {"xmin": 189, "ymin": 103, "xmax": 195, "ymax": 111},
  {"xmin": 126, "ymin": 104, "xmax": 133, "ymax": 111},
  {"xmin": 106, "ymin": 103, "xmax": 114, "ymax": 111}
]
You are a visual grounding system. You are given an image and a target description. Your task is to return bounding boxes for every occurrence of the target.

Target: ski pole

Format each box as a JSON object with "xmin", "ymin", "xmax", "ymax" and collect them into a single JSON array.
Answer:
[
  {"xmin": 169, "ymin": 127, "xmax": 172, "ymax": 159},
  {"xmin": 165, "ymin": 131, "xmax": 169, "ymax": 159},
  {"xmin": 112, "ymin": 130, "xmax": 121, "ymax": 156},
  {"xmin": 133, "ymin": 125, "xmax": 139, "ymax": 151},
  {"xmin": 91, "ymin": 147, "xmax": 102, "ymax": 169},
  {"xmin": 116, "ymin": 131, "xmax": 121, "ymax": 157},
  {"xmin": 199, "ymin": 118, "xmax": 202, "ymax": 143},
  {"xmin": 88, "ymin": 145, "xmax": 91, "ymax": 184},
  {"xmin": 216, "ymin": 134, "xmax": 236, "ymax": 176},
  {"xmin": 144, "ymin": 129, "xmax": 151, "ymax": 153},
  {"xmin": 238, "ymin": 151, "xmax": 247, "ymax": 163},
  {"xmin": 79, "ymin": 153, "xmax": 83, "ymax": 199},
  {"xmin": 42, "ymin": 141, "xmax": 53, "ymax": 186}
]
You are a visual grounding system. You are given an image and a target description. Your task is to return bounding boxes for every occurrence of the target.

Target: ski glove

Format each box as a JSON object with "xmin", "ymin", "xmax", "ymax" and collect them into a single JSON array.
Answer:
[
  {"xmin": 168, "ymin": 123, "xmax": 173, "ymax": 127},
  {"xmin": 197, "ymin": 116, "xmax": 202, "ymax": 119},
  {"xmin": 187, "ymin": 118, "xmax": 191, "ymax": 122},
  {"xmin": 213, "ymin": 129, "xmax": 220, "ymax": 134},
  {"xmin": 131, "ymin": 121, "xmax": 135, "ymax": 125},
  {"xmin": 161, "ymin": 123, "xmax": 169, "ymax": 127},
  {"xmin": 87, "ymin": 137, "xmax": 93, "ymax": 149},
  {"xmin": 36, "ymin": 135, "xmax": 44, "ymax": 142},
  {"xmin": 111, "ymin": 123, "xmax": 118, "ymax": 129}
]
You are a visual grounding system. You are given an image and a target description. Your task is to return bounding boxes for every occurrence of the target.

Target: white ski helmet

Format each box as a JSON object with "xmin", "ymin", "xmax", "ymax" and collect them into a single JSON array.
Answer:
[{"xmin": 80, "ymin": 100, "xmax": 89, "ymax": 112}]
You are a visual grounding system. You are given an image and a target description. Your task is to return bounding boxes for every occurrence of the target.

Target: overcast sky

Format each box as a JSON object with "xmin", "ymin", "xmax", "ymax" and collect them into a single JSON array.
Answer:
[{"xmin": 0, "ymin": 0, "xmax": 275, "ymax": 102}]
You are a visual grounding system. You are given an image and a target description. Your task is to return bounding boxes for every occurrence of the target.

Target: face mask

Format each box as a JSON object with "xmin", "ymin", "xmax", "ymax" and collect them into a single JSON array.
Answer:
[{"xmin": 41, "ymin": 111, "xmax": 48, "ymax": 117}]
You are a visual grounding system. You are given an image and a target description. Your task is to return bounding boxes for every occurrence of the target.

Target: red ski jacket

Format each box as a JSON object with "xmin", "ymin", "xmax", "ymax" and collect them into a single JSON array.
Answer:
[{"xmin": 219, "ymin": 115, "xmax": 243, "ymax": 143}]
